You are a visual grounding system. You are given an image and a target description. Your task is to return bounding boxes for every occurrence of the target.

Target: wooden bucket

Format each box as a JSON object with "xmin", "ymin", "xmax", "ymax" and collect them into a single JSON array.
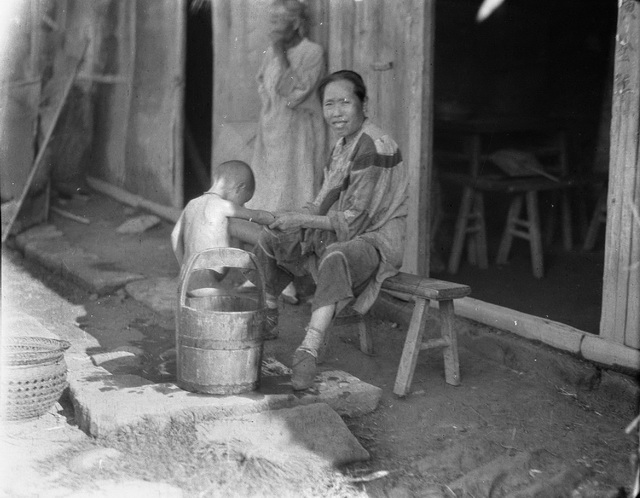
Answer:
[{"xmin": 176, "ymin": 248, "xmax": 265, "ymax": 395}]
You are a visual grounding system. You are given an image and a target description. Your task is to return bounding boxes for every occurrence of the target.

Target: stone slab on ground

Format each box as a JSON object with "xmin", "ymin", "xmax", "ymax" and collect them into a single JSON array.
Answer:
[
  {"xmin": 125, "ymin": 276, "xmax": 177, "ymax": 318},
  {"xmin": 197, "ymin": 403, "xmax": 369, "ymax": 467},
  {"xmin": 15, "ymin": 224, "xmax": 144, "ymax": 295},
  {"xmin": 66, "ymin": 480, "xmax": 183, "ymax": 498},
  {"xmin": 70, "ymin": 365, "xmax": 382, "ymax": 437},
  {"xmin": 2, "ymin": 311, "xmax": 60, "ymax": 339},
  {"xmin": 14, "ymin": 223, "xmax": 65, "ymax": 243}
]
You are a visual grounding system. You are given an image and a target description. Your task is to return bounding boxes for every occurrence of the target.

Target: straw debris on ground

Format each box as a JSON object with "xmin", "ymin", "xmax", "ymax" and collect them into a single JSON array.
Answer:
[{"xmin": 38, "ymin": 417, "xmax": 367, "ymax": 498}]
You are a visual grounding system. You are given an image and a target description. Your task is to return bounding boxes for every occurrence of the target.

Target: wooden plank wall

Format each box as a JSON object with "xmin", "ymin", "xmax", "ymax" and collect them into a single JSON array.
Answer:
[
  {"xmin": 40, "ymin": 0, "xmax": 96, "ymax": 191},
  {"xmin": 211, "ymin": 0, "xmax": 269, "ymax": 133},
  {"xmin": 57, "ymin": 0, "xmax": 184, "ymax": 208},
  {"xmin": 326, "ymin": 0, "xmax": 354, "ymax": 71},
  {"xmin": 601, "ymin": 0, "xmax": 640, "ymax": 348},
  {"xmin": 329, "ymin": 0, "xmax": 432, "ymax": 274},
  {"xmin": 0, "ymin": 1, "xmax": 42, "ymax": 201},
  {"xmin": 212, "ymin": 0, "xmax": 431, "ymax": 274},
  {"xmin": 89, "ymin": 0, "xmax": 136, "ymax": 188},
  {"xmin": 123, "ymin": 0, "xmax": 185, "ymax": 207}
]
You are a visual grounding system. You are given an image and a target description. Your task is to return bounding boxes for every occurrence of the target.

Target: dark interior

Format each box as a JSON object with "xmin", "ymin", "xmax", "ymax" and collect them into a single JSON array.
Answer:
[
  {"xmin": 184, "ymin": 0, "xmax": 213, "ymax": 202},
  {"xmin": 431, "ymin": 0, "xmax": 617, "ymax": 334}
]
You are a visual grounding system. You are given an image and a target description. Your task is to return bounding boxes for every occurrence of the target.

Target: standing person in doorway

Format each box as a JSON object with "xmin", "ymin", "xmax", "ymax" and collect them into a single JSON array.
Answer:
[{"xmin": 246, "ymin": 0, "xmax": 327, "ymax": 305}]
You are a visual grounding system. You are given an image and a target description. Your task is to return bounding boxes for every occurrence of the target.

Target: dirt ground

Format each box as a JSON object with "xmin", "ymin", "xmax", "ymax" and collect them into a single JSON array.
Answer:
[{"xmin": 2, "ymin": 191, "xmax": 639, "ymax": 497}]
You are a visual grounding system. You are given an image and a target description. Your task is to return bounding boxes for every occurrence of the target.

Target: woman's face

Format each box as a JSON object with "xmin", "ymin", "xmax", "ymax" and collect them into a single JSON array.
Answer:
[
  {"xmin": 322, "ymin": 79, "xmax": 366, "ymax": 142},
  {"xmin": 268, "ymin": 5, "xmax": 299, "ymax": 43}
]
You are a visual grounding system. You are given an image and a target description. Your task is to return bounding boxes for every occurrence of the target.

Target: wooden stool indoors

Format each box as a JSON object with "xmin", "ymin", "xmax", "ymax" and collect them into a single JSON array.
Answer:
[
  {"xmin": 582, "ymin": 174, "xmax": 608, "ymax": 252},
  {"xmin": 441, "ymin": 172, "xmax": 575, "ymax": 279}
]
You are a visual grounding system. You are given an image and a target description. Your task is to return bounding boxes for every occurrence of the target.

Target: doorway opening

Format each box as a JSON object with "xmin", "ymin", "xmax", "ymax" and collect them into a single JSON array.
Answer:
[
  {"xmin": 431, "ymin": 0, "xmax": 618, "ymax": 334},
  {"xmin": 184, "ymin": 0, "xmax": 213, "ymax": 203}
]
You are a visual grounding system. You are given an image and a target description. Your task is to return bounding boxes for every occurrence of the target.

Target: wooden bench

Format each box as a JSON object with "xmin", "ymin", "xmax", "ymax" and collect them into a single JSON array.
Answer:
[{"xmin": 335, "ymin": 273, "xmax": 471, "ymax": 397}]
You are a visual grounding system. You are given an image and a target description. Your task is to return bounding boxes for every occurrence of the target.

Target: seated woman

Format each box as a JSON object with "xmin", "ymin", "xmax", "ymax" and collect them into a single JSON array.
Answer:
[{"xmin": 254, "ymin": 70, "xmax": 409, "ymax": 390}]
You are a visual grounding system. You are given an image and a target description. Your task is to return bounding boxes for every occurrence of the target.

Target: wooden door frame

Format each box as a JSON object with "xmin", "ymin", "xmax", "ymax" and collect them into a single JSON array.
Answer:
[{"xmin": 600, "ymin": 0, "xmax": 640, "ymax": 347}]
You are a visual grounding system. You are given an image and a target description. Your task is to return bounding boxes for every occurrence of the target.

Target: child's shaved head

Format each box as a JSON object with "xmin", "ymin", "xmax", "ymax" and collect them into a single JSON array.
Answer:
[{"xmin": 213, "ymin": 160, "xmax": 256, "ymax": 196}]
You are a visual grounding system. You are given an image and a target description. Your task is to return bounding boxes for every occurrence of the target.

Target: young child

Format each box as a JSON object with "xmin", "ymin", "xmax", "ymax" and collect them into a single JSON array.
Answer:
[{"xmin": 171, "ymin": 160, "xmax": 275, "ymax": 280}]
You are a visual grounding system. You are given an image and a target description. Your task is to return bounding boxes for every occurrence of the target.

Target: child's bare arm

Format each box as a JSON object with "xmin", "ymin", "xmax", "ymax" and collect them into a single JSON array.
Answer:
[{"xmin": 228, "ymin": 204, "xmax": 276, "ymax": 226}]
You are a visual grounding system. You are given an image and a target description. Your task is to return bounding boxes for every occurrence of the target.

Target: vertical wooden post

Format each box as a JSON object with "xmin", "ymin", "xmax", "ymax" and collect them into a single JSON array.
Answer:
[
  {"xmin": 120, "ymin": 0, "xmax": 137, "ymax": 186},
  {"xmin": 174, "ymin": 0, "xmax": 186, "ymax": 208},
  {"xmin": 600, "ymin": 0, "xmax": 640, "ymax": 348},
  {"xmin": 405, "ymin": 0, "xmax": 435, "ymax": 275}
]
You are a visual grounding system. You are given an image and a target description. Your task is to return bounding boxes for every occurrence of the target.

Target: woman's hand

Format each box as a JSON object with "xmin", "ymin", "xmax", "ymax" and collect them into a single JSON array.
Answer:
[
  {"xmin": 271, "ymin": 39, "xmax": 289, "ymax": 68},
  {"xmin": 272, "ymin": 38, "xmax": 287, "ymax": 56},
  {"xmin": 302, "ymin": 202, "xmax": 320, "ymax": 215},
  {"xmin": 269, "ymin": 213, "xmax": 306, "ymax": 231}
]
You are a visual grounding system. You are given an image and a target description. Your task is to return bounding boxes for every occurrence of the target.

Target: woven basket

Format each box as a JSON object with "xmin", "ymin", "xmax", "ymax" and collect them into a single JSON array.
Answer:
[{"xmin": 1, "ymin": 336, "xmax": 71, "ymax": 421}]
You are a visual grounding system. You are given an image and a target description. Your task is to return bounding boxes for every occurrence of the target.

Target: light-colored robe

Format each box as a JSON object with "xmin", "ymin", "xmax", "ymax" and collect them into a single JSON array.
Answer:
[{"xmin": 248, "ymin": 38, "xmax": 326, "ymax": 212}]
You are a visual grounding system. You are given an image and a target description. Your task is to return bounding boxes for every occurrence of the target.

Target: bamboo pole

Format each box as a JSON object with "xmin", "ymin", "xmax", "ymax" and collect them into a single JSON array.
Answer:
[
  {"xmin": 85, "ymin": 176, "xmax": 180, "ymax": 223},
  {"xmin": 76, "ymin": 73, "xmax": 128, "ymax": 84}
]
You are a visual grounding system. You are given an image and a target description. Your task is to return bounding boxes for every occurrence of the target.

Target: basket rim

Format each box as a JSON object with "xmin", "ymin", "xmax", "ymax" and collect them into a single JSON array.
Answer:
[
  {"xmin": 2, "ymin": 337, "xmax": 71, "ymax": 365},
  {"xmin": 2, "ymin": 336, "xmax": 71, "ymax": 352}
]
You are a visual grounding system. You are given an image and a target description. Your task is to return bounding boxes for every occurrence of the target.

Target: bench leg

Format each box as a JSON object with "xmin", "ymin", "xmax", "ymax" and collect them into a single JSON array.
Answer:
[
  {"xmin": 544, "ymin": 191, "xmax": 557, "ymax": 247},
  {"xmin": 561, "ymin": 190, "xmax": 573, "ymax": 251},
  {"xmin": 583, "ymin": 187, "xmax": 607, "ymax": 251},
  {"xmin": 465, "ymin": 192, "xmax": 488, "ymax": 269},
  {"xmin": 448, "ymin": 187, "xmax": 474, "ymax": 274},
  {"xmin": 439, "ymin": 300, "xmax": 460, "ymax": 386},
  {"xmin": 333, "ymin": 309, "xmax": 373, "ymax": 357},
  {"xmin": 358, "ymin": 318, "xmax": 374, "ymax": 355},
  {"xmin": 496, "ymin": 195, "xmax": 523, "ymax": 265},
  {"xmin": 393, "ymin": 298, "xmax": 430, "ymax": 396},
  {"xmin": 526, "ymin": 191, "xmax": 544, "ymax": 279},
  {"xmin": 474, "ymin": 192, "xmax": 488, "ymax": 269}
]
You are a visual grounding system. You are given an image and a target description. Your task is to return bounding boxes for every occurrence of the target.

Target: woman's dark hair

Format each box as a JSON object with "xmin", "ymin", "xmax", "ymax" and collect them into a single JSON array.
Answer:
[{"xmin": 317, "ymin": 70, "xmax": 367, "ymax": 104}]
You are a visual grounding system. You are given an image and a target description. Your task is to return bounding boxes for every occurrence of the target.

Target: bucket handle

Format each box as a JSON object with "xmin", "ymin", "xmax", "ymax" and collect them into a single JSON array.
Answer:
[{"xmin": 177, "ymin": 247, "xmax": 266, "ymax": 308}]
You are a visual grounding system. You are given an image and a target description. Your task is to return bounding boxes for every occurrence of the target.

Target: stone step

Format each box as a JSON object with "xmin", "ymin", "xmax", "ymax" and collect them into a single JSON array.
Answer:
[
  {"xmin": 15, "ymin": 224, "xmax": 144, "ymax": 295},
  {"xmin": 69, "ymin": 357, "xmax": 382, "ymax": 438}
]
